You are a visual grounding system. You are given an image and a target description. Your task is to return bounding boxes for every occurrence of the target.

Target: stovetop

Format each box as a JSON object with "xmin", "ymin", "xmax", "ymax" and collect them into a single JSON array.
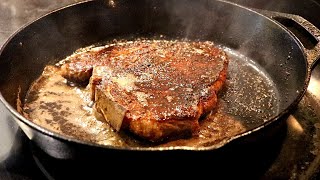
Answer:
[{"xmin": 0, "ymin": 0, "xmax": 320, "ymax": 179}]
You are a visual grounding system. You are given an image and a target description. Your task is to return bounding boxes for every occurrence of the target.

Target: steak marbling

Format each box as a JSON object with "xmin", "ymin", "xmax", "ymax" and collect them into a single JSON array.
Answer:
[{"xmin": 59, "ymin": 39, "xmax": 229, "ymax": 142}]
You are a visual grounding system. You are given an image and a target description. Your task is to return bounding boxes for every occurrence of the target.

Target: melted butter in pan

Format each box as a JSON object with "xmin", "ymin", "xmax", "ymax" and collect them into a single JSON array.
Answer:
[
  {"xmin": 23, "ymin": 66, "xmax": 138, "ymax": 147},
  {"xmin": 22, "ymin": 43, "xmax": 279, "ymax": 148},
  {"xmin": 22, "ymin": 65, "xmax": 246, "ymax": 148}
]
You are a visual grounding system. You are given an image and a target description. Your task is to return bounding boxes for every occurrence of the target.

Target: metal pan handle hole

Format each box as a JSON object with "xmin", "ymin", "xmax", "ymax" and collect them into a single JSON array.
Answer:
[{"xmin": 273, "ymin": 17, "xmax": 318, "ymax": 50}]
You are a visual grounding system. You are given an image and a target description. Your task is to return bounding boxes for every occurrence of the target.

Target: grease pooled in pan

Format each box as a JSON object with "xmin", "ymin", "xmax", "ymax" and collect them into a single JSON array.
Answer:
[{"xmin": 21, "ymin": 40, "xmax": 279, "ymax": 148}]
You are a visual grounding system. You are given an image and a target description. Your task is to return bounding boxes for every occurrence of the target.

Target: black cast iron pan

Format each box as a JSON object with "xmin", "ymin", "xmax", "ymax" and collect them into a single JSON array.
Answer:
[{"xmin": 0, "ymin": 0, "xmax": 319, "ymax": 174}]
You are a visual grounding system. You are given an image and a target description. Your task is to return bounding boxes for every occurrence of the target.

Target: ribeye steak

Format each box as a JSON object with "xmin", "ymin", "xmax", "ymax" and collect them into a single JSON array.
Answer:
[{"xmin": 59, "ymin": 39, "xmax": 229, "ymax": 142}]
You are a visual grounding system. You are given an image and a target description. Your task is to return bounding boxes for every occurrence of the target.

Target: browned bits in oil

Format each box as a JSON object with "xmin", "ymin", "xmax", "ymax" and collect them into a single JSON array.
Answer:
[
  {"xmin": 40, "ymin": 101, "xmax": 63, "ymax": 110},
  {"xmin": 22, "ymin": 38, "xmax": 279, "ymax": 148},
  {"xmin": 221, "ymin": 49, "xmax": 279, "ymax": 127}
]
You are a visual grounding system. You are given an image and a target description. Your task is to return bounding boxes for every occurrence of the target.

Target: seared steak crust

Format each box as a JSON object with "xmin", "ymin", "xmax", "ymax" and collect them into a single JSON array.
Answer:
[{"xmin": 59, "ymin": 39, "xmax": 229, "ymax": 142}]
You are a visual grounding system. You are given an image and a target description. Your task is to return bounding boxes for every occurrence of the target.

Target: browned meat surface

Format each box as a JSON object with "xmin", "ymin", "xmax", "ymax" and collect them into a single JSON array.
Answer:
[{"xmin": 59, "ymin": 39, "xmax": 229, "ymax": 142}]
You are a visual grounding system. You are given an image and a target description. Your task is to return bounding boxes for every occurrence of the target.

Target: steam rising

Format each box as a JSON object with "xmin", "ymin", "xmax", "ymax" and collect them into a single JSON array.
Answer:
[{"xmin": 160, "ymin": 0, "xmax": 302, "ymax": 110}]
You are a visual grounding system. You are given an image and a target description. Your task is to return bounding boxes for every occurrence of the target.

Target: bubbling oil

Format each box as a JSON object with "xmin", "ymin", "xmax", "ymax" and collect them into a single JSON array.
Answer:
[
  {"xmin": 221, "ymin": 47, "xmax": 280, "ymax": 129},
  {"xmin": 22, "ymin": 40, "xmax": 279, "ymax": 148}
]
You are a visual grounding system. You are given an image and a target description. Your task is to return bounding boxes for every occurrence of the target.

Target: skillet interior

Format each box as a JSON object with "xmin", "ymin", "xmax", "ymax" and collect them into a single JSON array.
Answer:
[
  {"xmin": 21, "ymin": 40, "xmax": 279, "ymax": 148},
  {"xmin": 0, "ymin": 0, "xmax": 307, "ymax": 151}
]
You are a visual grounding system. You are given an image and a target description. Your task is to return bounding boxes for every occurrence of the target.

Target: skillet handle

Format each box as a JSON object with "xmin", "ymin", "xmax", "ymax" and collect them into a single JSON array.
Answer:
[{"xmin": 253, "ymin": 9, "xmax": 320, "ymax": 70}]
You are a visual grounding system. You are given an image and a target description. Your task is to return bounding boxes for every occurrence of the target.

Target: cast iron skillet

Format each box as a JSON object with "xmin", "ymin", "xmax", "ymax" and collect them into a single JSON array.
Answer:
[{"xmin": 0, "ymin": 0, "xmax": 319, "ymax": 170}]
